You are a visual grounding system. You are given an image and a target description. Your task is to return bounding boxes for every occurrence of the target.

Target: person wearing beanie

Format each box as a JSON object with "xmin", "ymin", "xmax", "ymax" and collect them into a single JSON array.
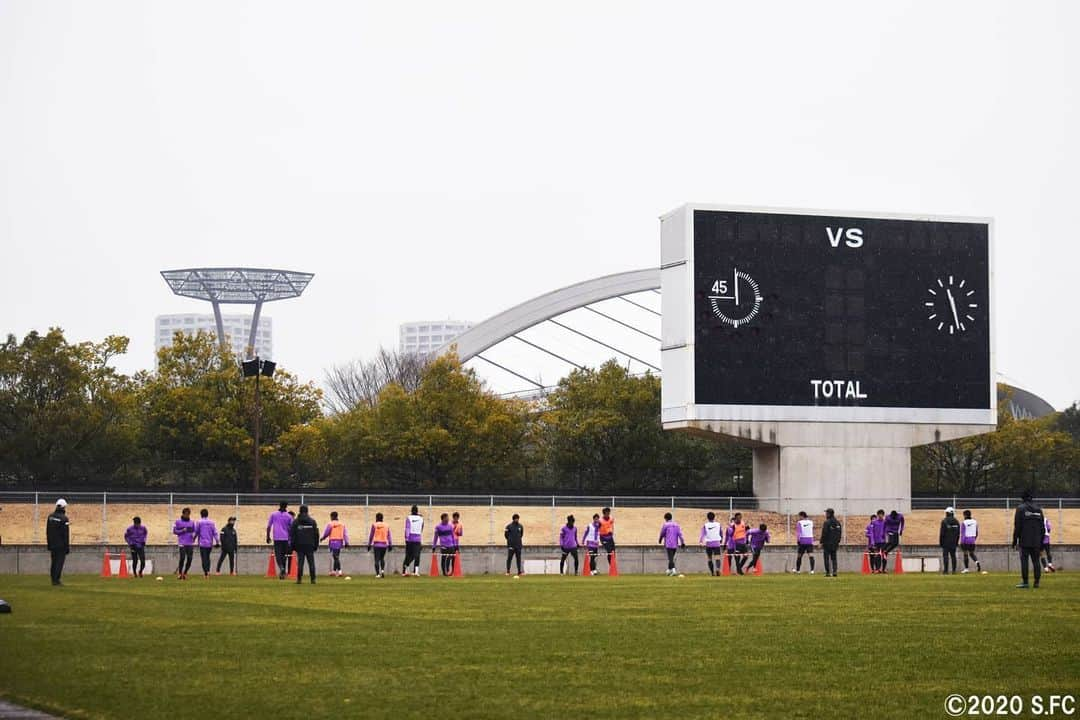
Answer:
[
  {"xmin": 1012, "ymin": 490, "xmax": 1045, "ymax": 589},
  {"xmin": 46, "ymin": 499, "xmax": 71, "ymax": 586},
  {"xmin": 939, "ymin": 507, "xmax": 961, "ymax": 575}
]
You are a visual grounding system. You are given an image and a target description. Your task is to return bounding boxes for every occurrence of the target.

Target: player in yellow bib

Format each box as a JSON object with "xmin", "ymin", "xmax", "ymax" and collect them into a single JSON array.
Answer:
[{"xmin": 320, "ymin": 511, "xmax": 350, "ymax": 577}]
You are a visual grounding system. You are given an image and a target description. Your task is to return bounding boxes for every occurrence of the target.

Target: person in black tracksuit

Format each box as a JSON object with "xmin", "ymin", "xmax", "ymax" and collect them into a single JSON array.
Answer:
[
  {"xmin": 939, "ymin": 508, "xmax": 961, "ymax": 575},
  {"xmin": 290, "ymin": 505, "xmax": 320, "ymax": 584},
  {"xmin": 504, "ymin": 514, "xmax": 524, "ymax": 576},
  {"xmin": 820, "ymin": 507, "xmax": 842, "ymax": 577},
  {"xmin": 217, "ymin": 516, "xmax": 238, "ymax": 575},
  {"xmin": 46, "ymin": 500, "xmax": 71, "ymax": 586},
  {"xmin": 1012, "ymin": 491, "xmax": 1045, "ymax": 589}
]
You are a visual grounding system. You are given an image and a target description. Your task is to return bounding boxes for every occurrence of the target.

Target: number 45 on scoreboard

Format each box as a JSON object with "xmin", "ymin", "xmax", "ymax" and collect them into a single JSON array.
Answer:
[{"xmin": 708, "ymin": 267, "xmax": 763, "ymax": 329}]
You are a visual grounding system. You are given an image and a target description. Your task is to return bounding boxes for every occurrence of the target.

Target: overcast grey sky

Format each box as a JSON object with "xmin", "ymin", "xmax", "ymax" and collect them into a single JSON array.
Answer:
[{"xmin": 1, "ymin": 1, "xmax": 1076, "ymax": 409}]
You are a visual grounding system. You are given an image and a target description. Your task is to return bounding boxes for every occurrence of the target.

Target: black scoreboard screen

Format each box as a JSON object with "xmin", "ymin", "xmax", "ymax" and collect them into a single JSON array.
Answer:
[{"xmin": 692, "ymin": 209, "xmax": 991, "ymax": 411}]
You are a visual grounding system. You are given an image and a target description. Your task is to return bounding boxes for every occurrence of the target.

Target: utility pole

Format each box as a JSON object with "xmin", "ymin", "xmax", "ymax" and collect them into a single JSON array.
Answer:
[
  {"xmin": 254, "ymin": 363, "xmax": 261, "ymax": 494},
  {"xmin": 242, "ymin": 355, "xmax": 275, "ymax": 494}
]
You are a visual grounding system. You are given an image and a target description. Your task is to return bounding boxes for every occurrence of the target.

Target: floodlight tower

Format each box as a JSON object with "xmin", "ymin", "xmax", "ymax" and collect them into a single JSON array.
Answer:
[
  {"xmin": 161, "ymin": 267, "xmax": 314, "ymax": 493},
  {"xmin": 160, "ymin": 267, "xmax": 314, "ymax": 358}
]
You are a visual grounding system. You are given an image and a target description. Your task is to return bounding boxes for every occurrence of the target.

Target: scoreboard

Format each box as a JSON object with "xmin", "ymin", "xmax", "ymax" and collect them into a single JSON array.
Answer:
[{"xmin": 660, "ymin": 205, "xmax": 994, "ymax": 425}]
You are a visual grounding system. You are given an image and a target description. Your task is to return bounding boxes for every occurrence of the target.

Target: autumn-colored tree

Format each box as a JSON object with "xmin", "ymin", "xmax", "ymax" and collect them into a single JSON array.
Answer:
[
  {"xmin": 913, "ymin": 388, "xmax": 1080, "ymax": 495},
  {"xmin": 321, "ymin": 353, "xmax": 531, "ymax": 490}
]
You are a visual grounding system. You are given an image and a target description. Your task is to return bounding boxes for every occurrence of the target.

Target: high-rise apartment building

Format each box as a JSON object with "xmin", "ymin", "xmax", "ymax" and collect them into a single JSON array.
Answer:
[
  {"xmin": 399, "ymin": 320, "xmax": 473, "ymax": 355},
  {"xmin": 155, "ymin": 313, "xmax": 273, "ymax": 362}
]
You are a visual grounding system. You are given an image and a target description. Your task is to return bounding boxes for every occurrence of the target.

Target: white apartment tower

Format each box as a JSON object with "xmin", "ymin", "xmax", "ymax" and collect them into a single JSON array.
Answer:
[
  {"xmin": 399, "ymin": 320, "xmax": 474, "ymax": 355},
  {"xmin": 155, "ymin": 313, "xmax": 273, "ymax": 363}
]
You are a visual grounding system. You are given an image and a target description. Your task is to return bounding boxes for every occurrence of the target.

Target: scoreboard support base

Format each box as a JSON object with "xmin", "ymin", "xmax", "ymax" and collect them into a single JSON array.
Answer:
[
  {"xmin": 670, "ymin": 419, "xmax": 994, "ymax": 516},
  {"xmin": 751, "ymin": 444, "xmax": 911, "ymax": 515}
]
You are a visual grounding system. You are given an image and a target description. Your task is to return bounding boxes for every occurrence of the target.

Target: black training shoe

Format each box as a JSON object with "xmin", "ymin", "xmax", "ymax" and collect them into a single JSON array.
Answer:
[{"xmin": 1014, "ymin": 583, "xmax": 1029, "ymax": 589}]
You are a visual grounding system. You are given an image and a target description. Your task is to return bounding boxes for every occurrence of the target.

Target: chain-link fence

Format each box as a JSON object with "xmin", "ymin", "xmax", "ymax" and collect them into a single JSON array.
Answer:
[{"xmin": 1, "ymin": 491, "xmax": 1075, "ymax": 547}]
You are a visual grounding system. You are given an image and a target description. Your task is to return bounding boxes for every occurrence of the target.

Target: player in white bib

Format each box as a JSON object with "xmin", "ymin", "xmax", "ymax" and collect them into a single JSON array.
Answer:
[
  {"xmin": 792, "ymin": 511, "xmax": 815, "ymax": 574},
  {"xmin": 699, "ymin": 512, "xmax": 724, "ymax": 576},
  {"xmin": 960, "ymin": 509, "xmax": 984, "ymax": 574}
]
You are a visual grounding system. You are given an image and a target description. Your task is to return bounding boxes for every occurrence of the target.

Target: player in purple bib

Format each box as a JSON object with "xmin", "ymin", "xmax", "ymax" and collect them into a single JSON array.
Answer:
[
  {"xmin": 194, "ymin": 509, "xmax": 219, "ymax": 578},
  {"xmin": 746, "ymin": 523, "xmax": 770, "ymax": 572},
  {"xmin": 559, "ymin": 515, "xmax": 579, "ymax": 575},
  {"xmin": 124, "ymin": 516, "xmax": 148, "ymax": 578},
  {"xmin": 433, "ymin": 514, "xmax": 456, "ymax": 576},
  {"xmin": 882, "ymin": 510, "xmax": 904, "ymax": 561},
  {"xmin": 868, "ymin": 510, "xmax": 887, "ymax": 573},
  {"xmin": 658, "ymin": 513, "xmax": 686, "ymax": 576},
  {"xmin": 266, "ymin": 501, "xmax": 294, "ymax": 580},
  {"xmin": 173, "ymin": 507, "xmax": 196, "ymax": 580}
]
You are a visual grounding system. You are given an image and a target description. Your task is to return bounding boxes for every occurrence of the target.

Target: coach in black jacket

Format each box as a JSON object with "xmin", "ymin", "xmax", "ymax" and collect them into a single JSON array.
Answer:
[
  {"xmin": 820, "ymin": 508, "xmax": 842, "ymax": 577},
  {"xmin": 46, "ymin": 499, "xmax": 71, "ymax": 586},
  {"xmin": 1012, "ymin": 491, "xmax": 1045, "ymax": 589},
  {"xmin": 939, "ymin": 508, "xmax": 961, "ymax": 575},
  {"xmin": 290, "ymin": 506, "xmax": 320, "ymax": 584}
]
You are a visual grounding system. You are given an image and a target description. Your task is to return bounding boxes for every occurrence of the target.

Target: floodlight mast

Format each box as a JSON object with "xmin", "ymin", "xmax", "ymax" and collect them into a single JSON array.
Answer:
[
  {"xmin": 162, "ymin": 267, "xmax": 313, "ymax": 492},
  {"xmin": 160, "ymin": 267, "xmax": 314, "ymax": 357}
]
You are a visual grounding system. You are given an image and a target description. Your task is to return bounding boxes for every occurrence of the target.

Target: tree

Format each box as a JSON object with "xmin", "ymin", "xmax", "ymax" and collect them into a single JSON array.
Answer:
[
  {"xmin": 323, "ymin": 348, "xmax": 427, "ymax": 414},
  {"xmin": 539, "ymin": 360, "xmax": 750, "ymax": 493},
  {"xmin": 139, "ymin": 331, "xmax": 323, "ymax": 488},
  {"xmin": 913, "ymin": 388, "xmax": 1080, "ymax": 496},
  {"xmin": 321, "ymin": 352, "xmax": 531, "ymax": 490},
  {"xmin": 0, "ymin": 329, "xmax": 138, "ymax": 486}
]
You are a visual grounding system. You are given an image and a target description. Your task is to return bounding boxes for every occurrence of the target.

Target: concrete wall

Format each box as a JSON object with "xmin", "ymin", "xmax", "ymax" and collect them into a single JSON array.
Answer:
[{"xmin": 1, "ymin": 544, "xmax": 1072, "ymax": 576}]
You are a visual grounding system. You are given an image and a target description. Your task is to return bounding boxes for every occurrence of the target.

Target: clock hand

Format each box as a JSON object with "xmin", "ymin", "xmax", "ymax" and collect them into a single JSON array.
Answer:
[{"xmin": 946, "ymin": 288, "xmax": 960, "ymax": 327}]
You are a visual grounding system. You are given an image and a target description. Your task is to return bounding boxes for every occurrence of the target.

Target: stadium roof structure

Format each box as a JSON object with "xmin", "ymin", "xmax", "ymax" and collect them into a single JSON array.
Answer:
[
  {"xmin": 160, "ymin": 267, "xmax": 314, "ymax": 358},
  {"xmin": 160, "ymin": 268, "xmax": 314, "ymax": 303}
]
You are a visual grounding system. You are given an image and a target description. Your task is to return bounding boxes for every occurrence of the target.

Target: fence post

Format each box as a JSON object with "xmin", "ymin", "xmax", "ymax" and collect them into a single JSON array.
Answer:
[
  {"xmin": 611, "ymin": 496, "xmax": 615, "ymax": 509},
  {"xmin": 841, "ymin": 497, "xmax": 847, "ymax": 545},
  {"xmin": 551, "ymin": 495, "xmax": 556, "ymax": 544},
  {"xmin": 301, "ymin": 493, "xmax": 305, "ymax": 506},
  {"xmin": 489, "ymin": 495, "xmax": 494, "ymax": 545},
  {"xmin": 671, "ymin": 496, "xmax": 675, "ymax": 510},
  {"xmin": 32, "ymin": 492, "xmax": 40, "ymax": 544},
  {"xmin": 102, "ymin": 492, "xmax": 107, "ymax": 545},
  {"xmin": 169, "ymin": 492, "xmax": 174, "ymax": 522},
  {"xmin": 235, "ymin": 493, "xmax": 239, "ymax": 521},
  {"xmin": 1004, "ymin": 497, "xmax": 1010, "ymax": 544},
  {"xmin": 1059, "ymin": 498, "xmax": 1063, "ymax": 545},
  {"xmin": 729, "ymin": 497, "xmax": 733, "ymax": 514}
]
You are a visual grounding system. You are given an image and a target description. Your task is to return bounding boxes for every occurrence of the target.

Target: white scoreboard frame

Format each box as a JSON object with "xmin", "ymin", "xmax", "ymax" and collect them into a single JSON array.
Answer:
[{"xmin": 660, "ymin": 203, "xmax": 996, "ymax": 426}]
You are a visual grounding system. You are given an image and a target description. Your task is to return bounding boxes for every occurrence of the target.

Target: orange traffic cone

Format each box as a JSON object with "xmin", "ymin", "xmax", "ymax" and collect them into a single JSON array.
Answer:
[
  {"xmin": 721, "ymin": 553, "xmax": 731, "ymax": 576},
  {"xmin": 452, "ymin": 552, "xmax": 463, "ymax": 577},
  {"xmin": 117, "ymin": 552, "xmax": 129, "ymax": 578},
  {"xmin": 753, "ymin": 556, "xmax": 763, "ymax": 576},
  {"xmin": 582, "ymin": 551, "xmax": 592, "ymax": 576},
  {"xmin": 266, "ymin": 553, "xmax": 278, "ymax": 577},
  {"xmin": 287, "ymin": 552, "xmax": 298, "ymax": 580},
  {"xmin": 861, "ymin": 552, "xmax": 871, "ymax": 574},
  {"xmin": 608, "ymin": 551, "xmax": 619, "ymax": 577},
  {"xmin": 430, "ymin": 552, "xmax": 440, "ymax": 577},
  {"xmin": 101, "ymin": 550, "xmax": 112, "ymax": 577},
  {"xmin": 894, "ymin": 549, "xmax": 904, "ymax": 574}
]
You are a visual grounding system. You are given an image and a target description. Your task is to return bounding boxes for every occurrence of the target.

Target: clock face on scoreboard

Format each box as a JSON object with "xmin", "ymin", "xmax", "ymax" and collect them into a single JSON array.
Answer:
[{"xmin": 690, "ymin": 209, "xmax": 992, "ymax": 412}]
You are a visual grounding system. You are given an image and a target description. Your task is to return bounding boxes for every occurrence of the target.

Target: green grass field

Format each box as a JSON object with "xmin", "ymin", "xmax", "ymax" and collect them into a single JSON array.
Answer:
[{"xmin": 0, "ymin": 572, "xmax": 1076, "ymax": 719}]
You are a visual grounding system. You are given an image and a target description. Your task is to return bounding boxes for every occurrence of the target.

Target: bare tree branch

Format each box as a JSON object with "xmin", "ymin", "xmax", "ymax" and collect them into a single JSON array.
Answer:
[{"xmin": 323, "ymin": 347, "xmax": 429, "ymax": 414}]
